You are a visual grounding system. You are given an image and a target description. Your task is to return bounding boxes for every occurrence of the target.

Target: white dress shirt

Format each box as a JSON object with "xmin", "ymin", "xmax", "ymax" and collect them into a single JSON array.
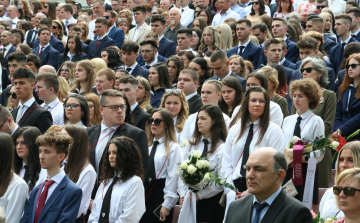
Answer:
[
  {"xmin": 231, "ymin": 101, "xmax": 284, "ymax": 128},
  {"xmin": 88, "ymin": 20, "xmax": 95, "ymax": 40},
  {"xmin": 239, "ymin": 5, "xmax": 271, "ymax": 18},
  {"xmin": 62, "ymin": 17, "xmax": 77, "ymax": 35},
  {"xmin": 237, "ymin": 40, "xmax": 251, "ymax": 55},
  {"xmin": 0, "ymin": 174, "xmax": 28, "ymax": 223},
  {"xmin": 185, "ymin": 92, "xmax": 197, "ymax": 101},
  {"xmin": 282, "ymin": 109, "xmax": 325, "ymax": 148},
  {"xmin": 173, "ymin": 116, "xmax": 182, "ymax": 144},
  {"xmin": 41, "ymin": 98, "xmax": 64, "ymax": 126},
  {"xmin": 19, "ymin": 161, "xmax": 27, "ymax": 179},
  {"xmin": 329, "ymin": 0, "xmax": 346, "ymax": 16},
  {"xmin": 180, "ymin": 6, "xmax": 195, "ymax": 27},
  {"xmin": 133, "ymin": 23, "xmax": 145, "ymax": 41},
  {"xmin": 178, "ymin": 137, "xmax": 224, "ymax": 199},
  {"xmin": 211, "ymin": 9, "xmax": 240, "ymax": 27},
  {"xmin": 75, "ymin": 164, "xmax": 97, "ymax": 217},
  {"xmin": 17, "ymin": 97, "xmax": 35, "ymax": 118},
  {"xmin": 95, "ymin": 122, "xmax": 121, "ymax": 166},
  {"xmin": 69, "ymin": 120, "xmax": 87, "ymax": 128},
  {"xmin": 148, "ymin": 137, "xmax": 182, "ymax": 210},
  {"xmin": 10, "ymin": 17, "xmax": 18, "ymax": 29},
  {"xmin": 88, "ymin": 175, "xmax": 145, "ymax": 223},
  {"xmin": 180, "ymin": 111, "xmax": 231, "ymax": 143},
  {"xmin": 319, "ymin": 188, "xmax": 345, "ymax": 219},
  {"xmin": 3, "ymin": 44, "xmax": 13, "ymax": 57},
  {"xmin": 24, "ymin": 28, "xmax": 38, "ymax": 45}
]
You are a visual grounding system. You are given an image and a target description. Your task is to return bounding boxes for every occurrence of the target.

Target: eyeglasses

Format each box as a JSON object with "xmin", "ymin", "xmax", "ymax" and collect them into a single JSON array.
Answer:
[
  {"xmin": 0, "ymin": 118, "xmax": 7, "ymax": 129},
  {"xmin": 141, "ymin": 49, "xmax": 155, "ymax": 54},
  {"xmin": 252, "ymin": 2, "xmax": 260, "ymax": 5},
  {"xmin": 249, "ymin": 98, "xmax": 267, "ymax": 105},
  {"xmin": 15, "ymin": 141, "xmax": 26, "ymax": 147},
  {"xmin": 316, "ymin": 5, "xmax": 326, "ymax": 9},
  {"xmin": 148, "ymin": 118, "xmax": 163, "ymax": 126},
  {"xmin": 103, "ymin": 15, "xmax": 110, "ymax": 19},
  {"xmin": 300, "ymin": 67, "xmax": 318, "ymax": 74},
  {"xmin": 165, "ymin": 89, "xmax": 182, "ymax": 93},
  {"xmin": 152, "ymin": 12, "xmax": 158, "ymax": 15},
  {"xmin": 333, "ymin": 186, "xmax": 360, "ymax": 196},
  {"xmin": 44, "ymin": 5, "xmax": 48, "ymax": 8},
  {"xmin": 52, "ymin": 26, "xmax": 59, "ymax": 29},
  {"xmin": 102, "ymin": 104, "xmax": 127, "ymax": 111},
  {"xmin": 112, "ymin": 3, "xmax": 120, "ymax": 6},
  {"xmin": 60, "ymin": 69, "xmax": 69, "ymax": 73},
  {"xmin": 7, "ymin": 92, "xmax": 17, "ymax": 99},
  {"xmin": 64, "ymin": 103, "xmax": 81, "ymax": 109},
  {"xmin": 346, "ymin": 64, "xmax": 360, "ymax": 70},
  {"xmin": 195, "ymin": 10, "xmax": 201, "ymax": 14}
]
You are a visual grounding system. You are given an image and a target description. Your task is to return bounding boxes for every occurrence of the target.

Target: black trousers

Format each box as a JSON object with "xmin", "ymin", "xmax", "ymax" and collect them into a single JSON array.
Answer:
[{"xmin": 197, "ymin": 192, "xmax": 225, "ymax": 223}]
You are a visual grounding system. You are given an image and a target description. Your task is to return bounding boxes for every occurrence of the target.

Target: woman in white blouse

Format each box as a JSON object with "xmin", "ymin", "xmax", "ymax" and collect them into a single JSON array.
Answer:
[
  {"xmin": 63, "ymin": 94, "xmax": 90, "ymax": 128},
  {"xmin": 0, "ymin": 133, "xmax": 28, "ymax": 223},
  {"xmin": 282, "ymin": 78, "xmax": 325, "ymax": 205},
  {"xmin": 61, "ymin": 125, "xmax": 97, "ymax": 222},
  {"xmin": 160, "ymin": 89, "xmax": 189, "ymax": 144},
  {"xmin": 141, "ymin": 108, "xmax": 182, "ymax": 223},
  {"xmin": 13, "ymin": 127, "xmax": 47, "ymax": 194},
  {"xmin": 222, "ymin": 86, "xmax": 285, "ymax": 210},
  {"xmin": 179, "ymin": 104, "xmax": 227, "ymax": 222},
  {"xmin": 319, "ymin": 141, "xmax": 360, "ymax": 219},
  {"xmin": 88, "ymin": 136, "xmax": 145, "ymax": 223}
]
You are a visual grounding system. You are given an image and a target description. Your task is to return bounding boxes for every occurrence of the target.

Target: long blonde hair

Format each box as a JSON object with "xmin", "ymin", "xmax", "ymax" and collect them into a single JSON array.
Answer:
[
  {"xmin": 319, "ymin": 12, "xmax": 333, "ymax": 34},
  {"xmin": 217, "ymin": 24, "xmax": 233, "ymax": 51},
  {"xmin": 57, "ymin": 76, "xmax": 70, "ymax": 102},
  {"xmin": 137, "ymin": 76, "xmax": 152, "ymax": 109},
  {"xmin": 78, "ymin": 22, "xmax": 90, "ymax": 43},
  {"xmin": 336, "ymin": 141, "xmax": 360, "ymax": 178},
  {"xmin": 197, "ymin": 26, "xmax": 220, "ymax": 57}
]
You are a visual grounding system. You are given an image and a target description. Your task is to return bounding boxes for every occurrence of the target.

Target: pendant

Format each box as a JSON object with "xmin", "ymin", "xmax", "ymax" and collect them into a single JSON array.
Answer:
[
  {"xmin": 102, "ymin": 213, "xmax": 105, "ymax": 217},
  {"xmin": 148, "ymin": 178, "xmax": 152, "ymax": 182}
]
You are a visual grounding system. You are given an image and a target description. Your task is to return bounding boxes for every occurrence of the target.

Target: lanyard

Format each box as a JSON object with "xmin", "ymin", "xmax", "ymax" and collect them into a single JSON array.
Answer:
[
  {"xmin": 44, "ymin": 101, "xmax": 61, "ymax": 113},
  {"xmin": 16, "ymin": 106, "xmax": 41, "ymax": 124},
  {"xmin": 89, "ymin": 122, "xmax": 125, "ymax": 150},
  {"xmin": 301, "ymin": 114, "xmax": 314, "ymax": 132}
]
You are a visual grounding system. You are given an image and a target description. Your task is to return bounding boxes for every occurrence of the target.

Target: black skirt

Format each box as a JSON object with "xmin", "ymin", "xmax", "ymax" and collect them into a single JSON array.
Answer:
[
  {"xmin": 197, "ymin": 192, "xmax": 225, "ymax": 223},
  {"xmin": 140, "ymin": 179, "xmax": 174, "ymax": 223},
  {"xmin": 283, "ymin": 163, "xmax": 319, "ymax": 204}
]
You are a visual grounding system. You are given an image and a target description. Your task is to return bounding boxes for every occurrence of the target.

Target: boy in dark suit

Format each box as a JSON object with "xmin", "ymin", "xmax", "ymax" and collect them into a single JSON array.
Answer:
[
  {"xmin": 1, "ymin": 31, "xmax": 16, "ymax": 71},
  {"xmin": 151, "ymin": 14, "xmax": 177, "ymax": 58},
  {"xmin": 89, "ymin": 17, "xmax": 116, "ymax": 59},
  {"xmin": 103, "ymin": 10, "xmax": 125, "ymax": 49},
  {"xmin": 140, "ymin": 39, "xmax": 166, "ymax": 69},
  {"xmin": 21, "ymin": 131, "xmax": 82, "ymax": 223},
  {"xmin": 32, "ymin": 18, "xmax": 65, "ymax": 54},
  {"xmin": 177, "ymin": 68, "xmax": 202, "ymax": 115},
  {"xmin": 121, "ymin": 40, "xmax": 149, "ymax": 79}
]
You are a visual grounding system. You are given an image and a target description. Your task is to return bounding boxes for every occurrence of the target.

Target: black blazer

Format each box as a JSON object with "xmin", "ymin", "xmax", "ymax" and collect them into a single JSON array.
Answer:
[
  {"xmin": 33, "ymin": 35, "xmax": 65, "ymax": 55},
  {"xmin": 131, "ymin": 104, "xmax": 150, "ymax": 131},
  {"xmin": 89, "ymin": 35, "xmax": 116, "ymax": 59},
  {"xmin": 187, "ymin": 94, "xmax": 202, "ymax": 115},
  {"xmin": 1, "ymin": 86, "xmax": 42, "ymax": 107},
  {"xmin": 131, "ymin": 64, "xmax": 149, "ymax": 79},
  {"xmin": 158, "ymin": 37, "xmax": 177, "ymax": 58},
  {"xmin": 11, "ymin": 101, "xmax": 52, "ymax": 133},
  {"xmin": 1, "ymin": 68, "xmax": 9, "ymax": 90},
  {"xmin": 224, "ymin": 189, "xmax": 313, "ymax": 223},
  {"xmin": 60, "ymin": 53, "xmax": 88, "ymax": 63}
]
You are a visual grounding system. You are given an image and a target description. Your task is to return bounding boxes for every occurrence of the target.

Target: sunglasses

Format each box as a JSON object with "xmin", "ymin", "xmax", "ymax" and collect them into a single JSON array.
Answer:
[
  {"xmin": 102, "ymin": 104, "xmax": 127, "ymax": 111},
  {"xmin": 346, "ymin": 64, "xmax": 360, "ymax": 70},
  {"xmin": 60, "ymin": 69, "xmax": 70, "ymax": 73},
  {"xmin": 316, "ymin": 5, "xmax": 325, "ymax": 9},
  {"xmin": 7, "ymin": 92, "xmax": 17, "ymax": 99},
  {"xmin": 252, "ymin": 2, "xmax": 260, "ymax": 4},
  {"xmin": 333, "ymin": 186, "xmax": 360, "ymax": 196},
  {"xmin": 0, "ymin": 118, "xmax": 7, "ymax": 129},
  {"xmin": 52, "ymin": 26, "xmax": 59, "ymax": 29},
  {"xmin": 165, "ymin": 89, "xmax": 182, "ymax": 93},
  {"xmin": 148, "ymin": 118, "xmax": 163, "ymax": 126},
  {"xmin": 0, "ymin": 10, "xmax": 3, "ymax": 12},
  {"xmin": 300, "ymin": 67, "xmax": 318, "ymax": 74},
  {"xmin": 195, "ymin": 10, "xmax": 201, "ymax": 13},
  {"xmin": 103, "ymin": 15, "xmax": 110, "ymax": 19},
  {"xmin": 64, "ymin": 103, "xmax": 81, "ymax": 109}
]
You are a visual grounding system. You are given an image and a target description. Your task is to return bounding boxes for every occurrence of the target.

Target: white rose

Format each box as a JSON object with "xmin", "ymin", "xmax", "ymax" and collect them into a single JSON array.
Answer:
[
  {"xmin": 187, "ymin": 165, "xmax": 197, "ymax": 174},
  {"xmin": 193, "ymin": 150, "xmax": 202, "ymax": 159},
  {"xmin": 180, "ymin": 161, "xmax": 188, "ymax": 170},
  {"xmin": 332, "ymin": 141, "xmax": 340, "ymax": 150},
  {"xmin": 182, "ymin": 140, "xmax": 189, "ymax": 147},
  {"xmin": 219, "ymin": 179, "xmax": 226, "ymax": 185},
  {"xmin": 204, "ymin": 173, "xmax": 211, "ymax": 182},
  {"xmin": 196, "ymin": 160, "xmax": 205, "ymax": 169},
  {"xmin": 203, "ymin": 160, "xmax": 210, "ymax": 168}
]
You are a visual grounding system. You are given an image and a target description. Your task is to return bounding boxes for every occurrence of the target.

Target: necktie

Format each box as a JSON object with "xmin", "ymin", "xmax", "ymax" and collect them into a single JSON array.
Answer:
[
  {"xmin": 97, "ymin": 128, "xmax": 112, "ymax": 173},
  {"xmin": 35, "ymin": 180, "xmax": 55, "ymax": 223},
  {"xmin": 98, "ymin": 179, "xmax": 117, "ymax": 223},
  {"xmin": 240, "ymin": 123, "xmax": 254, "ymax": 176},
  {"xmin": 23, "ymin": 165, "xmax": 29, "ymax": 183},
  {"xmin": 293, "ymin": 116, "xmax": 302, "ymax": 138},
  {"xmin": 97, "ymin": 39, "xmax": 101, "ymax": 48},
  {"xmin": 146, "ymin": 141, "xmax": 160, "ymax": 184},
  {"xmin": 16, "ymin": 105, "xmax": 23, "ymax": 123},
  {"xmin": 38, "ymin": 47, "xmax": 44, "ymax": 56},
  {"xmin": 65, "ymin": 20, "xmax": 69, "ymax": 30},
  {"xmin": 2, "ymin": 48, "xmax": 5, "ymax": 53},
  {"xmin": 239, "ymin": 46, "xmax": 245, "ymax": 56},
  {"xmin": 339, "ymin": 42, "xmax": 346, "ymax": 57},
  {"xmin": 44, "ymin": 105, "xmax": 51, "ymax": 111},
  {"xmin": 202, "ymin": 138, "xmax": 209, "ymax": 157},
  {"xmin": 126, "ymin": 67, "xmax": 132, "ymax": 72},
  {"xmin": 181, "ymin": 8, "xmax": 184, "ymax": 12},
  {"xmin": 352, "ymin": 34, "xmax": 356, "ymax": 39},
  {"xmin": 144, "ymin": 65, "xmax": 151, "ymax": 69},
  {"xmin": 253, "ymin": 202, "xmax": 269, "ymax": 223}
]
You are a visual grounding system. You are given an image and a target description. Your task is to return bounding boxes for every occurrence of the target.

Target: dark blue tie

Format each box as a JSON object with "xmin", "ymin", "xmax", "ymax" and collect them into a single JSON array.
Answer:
[
  {"xmin": 253, "ymin": 202, "xmax": 268, "ymax": 223},
  {"xmin": 239, "ymin": 46, "xmax": 245, "ymax": 56},
  {"xmin": 144, "ymin": 65, "xmax": 151, "ymax": 69}
]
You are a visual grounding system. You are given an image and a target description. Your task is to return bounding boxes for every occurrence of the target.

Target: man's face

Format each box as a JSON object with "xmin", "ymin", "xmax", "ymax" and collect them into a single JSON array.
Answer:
[
  {"xmin": 218, "ymin": 0, "xmax": 229, "ymax": 11},
  {"xmin": 39, "ymin": 30, "xmax": 50, "ymax": 45},
  {"xmin": 10, "ymin": 34, "xmax": 20, "ymax": 46},
  {"xmin": 27, "ymin": 61, "xmax": 38, "ymax": 74},
  {"xmin": 95, "ymin": 22, "xmax": 107, "ymax": 37},
  {"xmin": 141, "ymin": 44, "xmax": 157, "ymax": 63},
  {"xmin": 0, "ymin": 32, "xmax": 10, "ymax": 46},
  {"xmin": 86, "ymin": 0, "xmax": 94, "ymax": 7},
  {"xmin": 272, "ymin": 20, "xmax": 287, "ymax": 38},
  {"xmin": 334, "ymin": 18, "xmax": 350, "ymax": 37},
  {"xmin": 122, "ymin": 51, "xmax": 138, "ymax": 66},
  {"xmin": 134, "ymin": 11, "xmax": 145, "ymax": 23},
  {"xmin": 178, "ymin": 0, "xmax": 189, "ymax": 7},
  {"xmin": 119, "ymin": 82, "xmax": 137, "ymax": 105},
  {"xmin": 151, "ymin": 21, "xmax": 164, "ymax": 36},
  {"xmin": 236, "ymin": 22, "xmax": 251, "ymax": 41},
  {"xmin": 264, "ymin": 43, "xmax": 281, "ymax": 64},
  {"xmin": 59, "ymin": 8, "xmax": 70, "ymax": 20},
  {"xmin": 209, "ymin": 59, "xmax": 229, "ymax": 78},
  {"xmin": 169, "ymin": 9, "xmax": 181, "ymax": 24},
  {"xmin": 306, "ymin": 21, "xmax": 320, "ymax": 32},
  {"xmin": 111, "ymin": 0, "xmax": 121, "ymax": 11},
  {"xmin": 177, "ymin": 33, "xmax": 192, "ymax": 50},
  {"xmin": 0, "ymin": 0, "xmax": 9, "ymax": 7},
  {"xmin": 348, "ymin": 13, "xmax": 360, "ymax": 30},
  {"xmin": 252, "ymin": 28, "xmax": 266, "ymax": 44},
  {"xmin": 0, "ymin": 6, "xmax": 6, "ymax": 17},
  {"xmin": 34, "ymin": 14, "xmax": 43, "ymax": 27},
  {"xmin": 8, "ymin": 60, "xmax": 22, "ymax": 78},
  {"xmin": 7, "ymin": 6, "xmax": 17, "ymax": 19},
  {"xmin": 316, "ymin": 2, "xmax": 326, "ymax": 13},
  {"xmin": 177, "ymin": 72, "xmax": 197, "ymax": 96},
  {"xmin": 35, "ymin": 80, "xmax": 51, "ymax": 100},
  {"xmin": 299, "ymin": 47, "xmax": 318, "ymax": 60},
  {"xmin": 39, "ymin": 145, "xmax": 64, "ymax": 170},
  {"xmin": 160, "ymin": 0, "xmax": 170, "ymax": 10},
  {"xmin": 198, "ymin": 0, "xmax": 209, "ymax": 8},
  {"xmin": 95, "ymin": 75, "xmax": 114, "ymax": 95},
  {"xmin": 100, "ymin": 96, "xmax": 126, "ymax": 126},
  {"xmin": 93, "ymin": 2, "xmax": 105, "ymax": 17},
  {"xmin": 14, "ymin": 78, "xmax": 34, "ymax": 101},
  {"xmin": 103, "ymin": 12, "xmax": 115, "ymax": 27},
  {"xmin": 127, "ymin": 0, "xmax": 136, "ymax": 10}
]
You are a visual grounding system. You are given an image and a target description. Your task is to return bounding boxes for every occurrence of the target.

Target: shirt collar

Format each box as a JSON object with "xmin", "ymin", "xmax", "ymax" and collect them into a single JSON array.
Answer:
[
  {"xmin": 46, "ymin": 98, "xmax": 60, "ymax": 107},
  {"xmin": 22, "ymin": 161, "xmax": 26, "ymax": 168},
  {"xmin": 67, "ymin": 51, "xmax": 74, "ymax": 58},
  {"xmin": 101, "ymin": 121, "xmax": 120, "ymax": 130},
  {"xmin": 146, "ymin": 59, "xmax": 158, "ymax": 66},
  {"xmin": 107, "ymin": 24, "xmax": 115, "ymax": 34},
  {"xmin": 153, "ymin": 136, "xmax": 164, "ymax": 144},
  {"xmin": 48, "ymin": 170, "xmax": 66, "ymax": 183},
  {"xmin": 130, "ymin": 102, "xmax": 138, "ymax": 112},
  {"xmin": 19, "ymin": 97, "xmax": 35, "ymax": 108},
  {"xmin": 296, "ymin": 109, "xmax": 313, "ymax": 119},
  {"xmin": 231, "ymin": 4, "xmax": 240, "ymax": 10},
  {"xmin": 341, "ymin": 36, "xmax": 352, "ymax": 44},
  {"xmin": 136, "ymin": 22, "xmax": 146, "ymax": 30},
  {"xmin": 159, "ymin": 35, "xmax": 164, "ymax": 42},
  {"xmin": 186, "ymin": 91, "xmax": 198, "ymax": 100},
  {"xmin": 4, "ymin": 44, "xmax": 12, "ymax": 51},
  {"xmin": 220, "ymin": 8, "xmax": 232, "ymax": 16},
  {"xmin": 97, "ymin": 34, "xmax": 107, "ymax": 41},
  {"xmin": 125, "ymin": 62, "xmax": 138, "ymax": 70},
  {"xmin": 180, "ymin": 6, "xmax": 189, "ymax": 11},
  {"xmin": 248, "ymin": 118, "xmax": 261, "ymax": 126},
  {"xmin": 11, "ymin": 125, "xmax": 19, "ymax": 137},
  {"xmin": 39, "ymin": 43, "xmax": 50, "ymax": 49},
  {"xmin": 279, "ymin": 58, "xmax": 285, "ymax": 65},
  {"xmin": 239, "ymin": 40, "xmax": 250, "ymax": 48},
  {"xmin": 253, "ymin": 186, "xmax": 282, "ymax": 206},
  {"xmin": 352, "ymin": 29, "xmax": 360, "ymax": 36}
]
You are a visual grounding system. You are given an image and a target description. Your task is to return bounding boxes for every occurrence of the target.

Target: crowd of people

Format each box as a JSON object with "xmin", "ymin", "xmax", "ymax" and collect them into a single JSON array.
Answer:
[{"xmin": 0, "ymin": 0, "xmax": 360, "ymax": 222}]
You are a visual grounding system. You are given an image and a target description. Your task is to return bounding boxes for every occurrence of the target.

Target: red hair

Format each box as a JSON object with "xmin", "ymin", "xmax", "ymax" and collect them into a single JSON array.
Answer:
[{"xmin": 338, "ymin": 53, "xmax": 360, "ymax": 101}]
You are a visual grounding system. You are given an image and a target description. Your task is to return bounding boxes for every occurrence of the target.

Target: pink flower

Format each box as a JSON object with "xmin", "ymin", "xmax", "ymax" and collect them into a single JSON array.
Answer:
[{"xmin": 310, "ymin": 210, "xmax": 316, "ymax": 219}]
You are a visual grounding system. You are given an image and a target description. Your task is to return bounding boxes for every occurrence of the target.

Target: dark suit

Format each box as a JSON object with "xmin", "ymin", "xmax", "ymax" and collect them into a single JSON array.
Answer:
[
  {"xmin": 60, "ymin": 53, "xmax": 88, "ymax": 63},
  {"xmin": 224, "ymin": 189, "xmax": 313, "ymax": 223},
  {"xmin": 132, "ymin": 104, "xmax": 150, "ymax": 131},
  {"xmin": 330, "ymin": 37, "xmax": 359, "ymax": 73},
  {"xmin": 136, "ymin": 54, "xmax": 168, "ymax": 67},
  {"xmin": 4, "ymin": 45, "xmax": 16, "ymax": 71},
  {"xmin": 11, "ymin": 101, "xmax": 52, "ymax": 133},
  {"xmin": 21, "ymin": 175, "xmax": 82, "ymax": 223},
  {"xmin": 323, "ymin": 35, "xmax": 337, "ymax": 56},
  {"xmin": 226, "ymin": 42, "xmax": 262, "ymax": 69},
  {"xmin": 282, "ymin": 59, "xmax": 296, "ymax": 70},
  {"xmin": 150, "ymin": 87, "xmax": 165, "ymax": 108},
  {"xmin": 81, "ymin": 42, "xmax": 89, "ymax": 55},
  {"xmin": 130, "ymin": 64, "xmax": 149, "ymax": 79},
  {"xmin": 33, "ymin": 35, "xmax": 65, "ymax": 54},
  {"xmin": 336, "ymin": 69, "xmax": 345, "ymax": 93},
  {"xmin": 1, "ymin": 68, "xmax": 9, "ymax": 90},
  {"xmin": 31, "ymin": 45, "xmax": 61, "ymax": 70},
  {"xmin": 158, "ymin": 37, "xmax": 177, "ymax": 58},
  {"xmin": 187, "ymin": 94, "xmax": 202, "ymax": 115},
  {"xmin": 269, "ymin": 3, "xmax": 278, "ymax": 17},
  {"xmin": 208, "ymin": 72, "xmax": 247, "ymax": 92},
  {"xmin": 95, "ymin": 27, "xmax": 125, "ymax": 49},
  {"xmin": 352, "ymin": 32, "xmax": 360, "ymax": 42},
  {"xmin": 89, "ymin": 35, "xmax": 116, "ymax": 59},
  {"xmin": 25, "ymin": 29, "xmax": 37, "ymax": 49},
  {"xmin": 285, "ymin": 38, "xmax": 299, "ymax": 63}
]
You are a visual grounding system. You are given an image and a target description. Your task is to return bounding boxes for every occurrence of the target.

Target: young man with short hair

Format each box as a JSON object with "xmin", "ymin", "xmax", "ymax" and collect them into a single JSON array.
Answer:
[
  {"xmin": 177, "ymin": 68, "xmax": 202, "ymax": 114},
  {"xmin": 306, "ymin": 17, "xmax": 336, "ymax": 55},
  {"xmin": 95, "ymin": 68, "xmax": 115, "ymax": 95},
  {"xmin": 347, "ymin": 7, "xmax": 360, "ymax": 41},
  {"xmin": 316, "ymin": 0, "xmax": 328, "ymax": 14},
  {"xmin": 211, "ymin": 0, "xmax": 240, "ymax": 26},
  {"xmin": 139, "ymin": 39, "xmax": 164, "ymax": 69},
  {"xmin": 1, "ymin": 30, "xmax": 16, "ymax": 70},
  {"xmin": 177, "ymin": 28, "xmax": 196, "ymax": 55},
  {"xmin": 31, "ymin": 27, "xmax": 60, "ymax": 70},
  {"xmin": 32, "ymin": 18, "xmax": 65, "ymax": 54},
  {"xmin": 10, "ymin": 29, "xmax": 23, "ymax": 47},
  {"xmin": 111, "ymin": 0, "xmax": 121, "ymax": 13},
  {"xmin": 35, "ymin": 73, "xmax": 64, "ymax": 126},
  {"xmin": 252, "ymin": 22, "xmax": 268, "ymax": 47},
  {"xmin": 121, "ymin": 40, "xmax": 149, "ymax": 78},
  {"xmin": 26, "ymin": 53, "xmax": 41, "ymax": 75},
  {"xmin": 89, "ymin": 17, "xmax": 116, "ymax": 59},
  {"xmin": 151, "ymin": 14, "xmax": 176, "ymax": 58},
  {"xmin": 128, "ymin": 5, "xmax": 151, "ymax": 44},
  {"xmin": 21, "ymin": 131, "xmax": 82, "ymax": 223},
  {"xmin": 11, "ymin": 68, "xmax": 52, "ymax": 133},
  {"xmin": 60, "ymin": 4, "xmax": 77, "ymax": 35},
  {"xmin": 119, "ymin": 75, "xmax": 150, "ymax": 130},
  {"xmin": 103, "ymin": 10, "xmax": 125, "ymax": 49},
  {"xmin": 163, "ymin": 8, "xmax": 187, "ymax": 43},
  {"xmin": 0, "ymin": 104, "xmax": 19, "ymax": 136}
]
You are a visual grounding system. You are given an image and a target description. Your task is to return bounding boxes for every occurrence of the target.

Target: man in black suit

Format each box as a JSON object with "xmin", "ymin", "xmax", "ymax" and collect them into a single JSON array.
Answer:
[
  {"xmin": 151, "ymin": 15, "xmax": 177, "ymax": 58},
  {"xmin": 122, "ymin": 40, "xmax": 149, "ymax": 79},
  {"xmin": 139, "ymin": 39, "xmax": 166, "ymax": 69},
  {"xmin": 119, "ymin": 75, "xmax": 150, "ymax": 131},
  {"xmin": 11, "ymin": 68, "xmax": 52, "ymax": 133},
  {"xmin": 177, "ymin": 68, "xmax": 202, "ymax": 115},
  {"xmin": 32, "ymin": 18, "xmax": 65, "ymax": 54},
  {"xmin": 1, "ymin": 31, "xmax": 16, "ymax": 71},
  {"xmin": 348, "ymin": 7, "xmax": 360, "ymax": 42},
  {"xmin": 0, "ymin": 105, "xmax": 19, "ymax": 137},
  {"xmin": 87, "ymin": 89, "xmax": 148, "ymax": 193},
  {"xmin": 88, "ymin": 17, "xmax": 116, "ymax": 59},
  {"xmin": 224, "ymin": 148, "xmax": 313, "ymax": 223}
]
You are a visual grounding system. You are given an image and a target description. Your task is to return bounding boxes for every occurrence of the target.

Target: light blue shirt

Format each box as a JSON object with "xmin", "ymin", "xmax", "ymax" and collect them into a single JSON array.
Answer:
[
  {"xmin": 231, "ymin": 4, "xmax": 243, "ymax": 14},
  {"xmin": 251, "ymin": 187, "xmax": 282, "ymax": 223}
]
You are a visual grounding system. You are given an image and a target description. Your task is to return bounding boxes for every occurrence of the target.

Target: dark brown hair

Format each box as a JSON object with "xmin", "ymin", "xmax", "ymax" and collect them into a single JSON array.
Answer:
[{"xmin": 0, "ymin": 133, "xmax": 14, "ymax": 197}]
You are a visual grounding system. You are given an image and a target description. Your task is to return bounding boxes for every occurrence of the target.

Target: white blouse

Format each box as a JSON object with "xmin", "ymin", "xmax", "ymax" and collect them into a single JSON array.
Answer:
[
  {"xmin": 282, "ymin": 109, "xmax": 325, "ymax": 148},
  {"xmin": 88, "ymin": 175, "xmax": 145, "ymax": 223},
  {"xmin": 221, "ymin": 119, "xmax": 285, "ymax": 194},
  {"xmin": 0, "ymin": 174, "xmax": 28, "ymax": 223},
  {"xmin": 76, "ymin": 164, "xmax": 97, "ymax": 217},
  {"xmin": 178, "ymin": 137, "xmax": 224, "ymax": 199},
  {"xmin": 174, "ymin": 116, "xmax": 182, "ymax": 145},
  {"xmin": 148, "ymin": 137, "xmax": 182, "ymax": 210},
  {"xmin": 319, "ymin": 188, "xmax": 345, "ymax": 219},
  {"xmin": 231, "ymin": 101, "xmax": 284, "ymax": 128}
]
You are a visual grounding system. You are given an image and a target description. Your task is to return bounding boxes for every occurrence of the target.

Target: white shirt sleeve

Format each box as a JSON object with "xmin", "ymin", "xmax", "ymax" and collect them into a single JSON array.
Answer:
[
  {"xmin": 180, "ymin": 113, "xmax": 197, "ymax": 143},
  {"xmin": 180, "ymin": 9, "xmax": 194, "ymax": 27},
  {"xmin": 270, "ymin": 101, "xmax": 284, "ymax": 128},
  {"xmin": 76, "ymin": 164, "xmax": 97, "ymax": 217}
]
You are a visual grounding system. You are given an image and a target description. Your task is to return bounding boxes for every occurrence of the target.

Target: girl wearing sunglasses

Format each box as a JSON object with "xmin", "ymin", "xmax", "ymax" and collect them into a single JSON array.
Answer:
[
  {"xmin": 6, "ymin": 86, "xmax": 19, "ymax": 112},
  {"xmin": 63, "ymin": 94, "xmax": 90, "ymax": 128},
  {"xmin": 141, "ymin": 108, "xmax": 182, "ymax": 223},
  {"xmin": 334, "ymin": 53, "xmax": 360, "ymax": 141},
  {"xmin": 179, "ymin": 104, "xmax": 227, "ymax": 222},
  {"xmin": 246, "ymin": 0, "xmax": 266, "ymax": 26}
]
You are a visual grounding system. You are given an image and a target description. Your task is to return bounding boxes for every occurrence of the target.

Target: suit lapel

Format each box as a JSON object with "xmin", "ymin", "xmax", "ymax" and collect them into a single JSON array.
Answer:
[
  {"xmin": 242, "ymin": 42, "xmax": 252, "ymax": 59},
  {"xmin": 89, "ymin": 125, "xmax": 102, "ymax": 166},
  {"xmin": 18, "ymin": 101, "xmax": 39, "ymax": 126},
  {"xmin": 242, "ymin": 195, "xmax": 254, "ymax": 222},
  {"xmin": 136, "ymin": 24, "xmax": 147, "ymax": 42},
  {"xmin": 39, "ymin": 46, "xmax": 50, "ymax": 60},
  {"xmin": 96, "ymin": 36, "xmax": 108, "ymax": 55},
  {"xmin": 261, "ymin": 190, "xmax": 286, "ymax": 223}
]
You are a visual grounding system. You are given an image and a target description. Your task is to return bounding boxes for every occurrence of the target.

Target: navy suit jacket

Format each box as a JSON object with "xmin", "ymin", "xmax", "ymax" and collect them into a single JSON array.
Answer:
[
  {"xmin": 4, "ymin": 45, "xmax": 16, "ymax": 70},
  {"xmin": 323, "ymin": 35, "xmax": 337, "ymax": 56},
  {"xmin": 158, "ymin": 37, "xmax": 177, "ymax": 58},
  {"xmin": 81, "ymin": 42, "xmax": 89, "ymax": 55},
  {"xmin": 330, "ymin": 37, "xmax": 359, "ymax": 73},
  {"xmin": 227, "ymin": 42, "xmax": 262, "ymax": 69},
  {"xmin": 95, "ymin": 27, "xmax": 125, "ymax": 49},
  {"xmin": 33, "ymin": 35, "xmax": 64, "ymax": 54},
  {"xmin": 1, "ymin": 68, "xmax": 9, "ymax": 90},
  {"xmin": 208, "ymin": 72, "xmax": 246, "ymax": 92},
  {"xmin": 257, "ymin": 49, "xmax": 267, "ymax": 69},
  {"xmin": 336, "ymin": 69, "xmax": 345, "ymax": 93},
  {"xmin": 136, "ymin": 54, "xmax": 168, "ymax": 66},
  {"xmin": 352, "ymin": 32, "xmax": 360, "ymax": 42},
  {"xmin": 130, "ymin": 64, "xmax": 149, "ymax": 79},
  {"xmin": 60, "ymin": 53, "xmax": 88, "ymax": 63},
  {"xmin": 285, "ymin": 38, "xmax": 299, "ymax": 63},
  {"xmin": 283, "ymin": 59, "xmax": 296, "ymax": 70},
  {"xmin": 21, "ymin": 175, "xmax": 82, "ymax": 223},
  {"xmin": 89, "ymin": 35, "xmax": 116, "ymax": 59},
  {"xmin": 31, "ymin": 45, "xmax": 60, "ymax": 70}
]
